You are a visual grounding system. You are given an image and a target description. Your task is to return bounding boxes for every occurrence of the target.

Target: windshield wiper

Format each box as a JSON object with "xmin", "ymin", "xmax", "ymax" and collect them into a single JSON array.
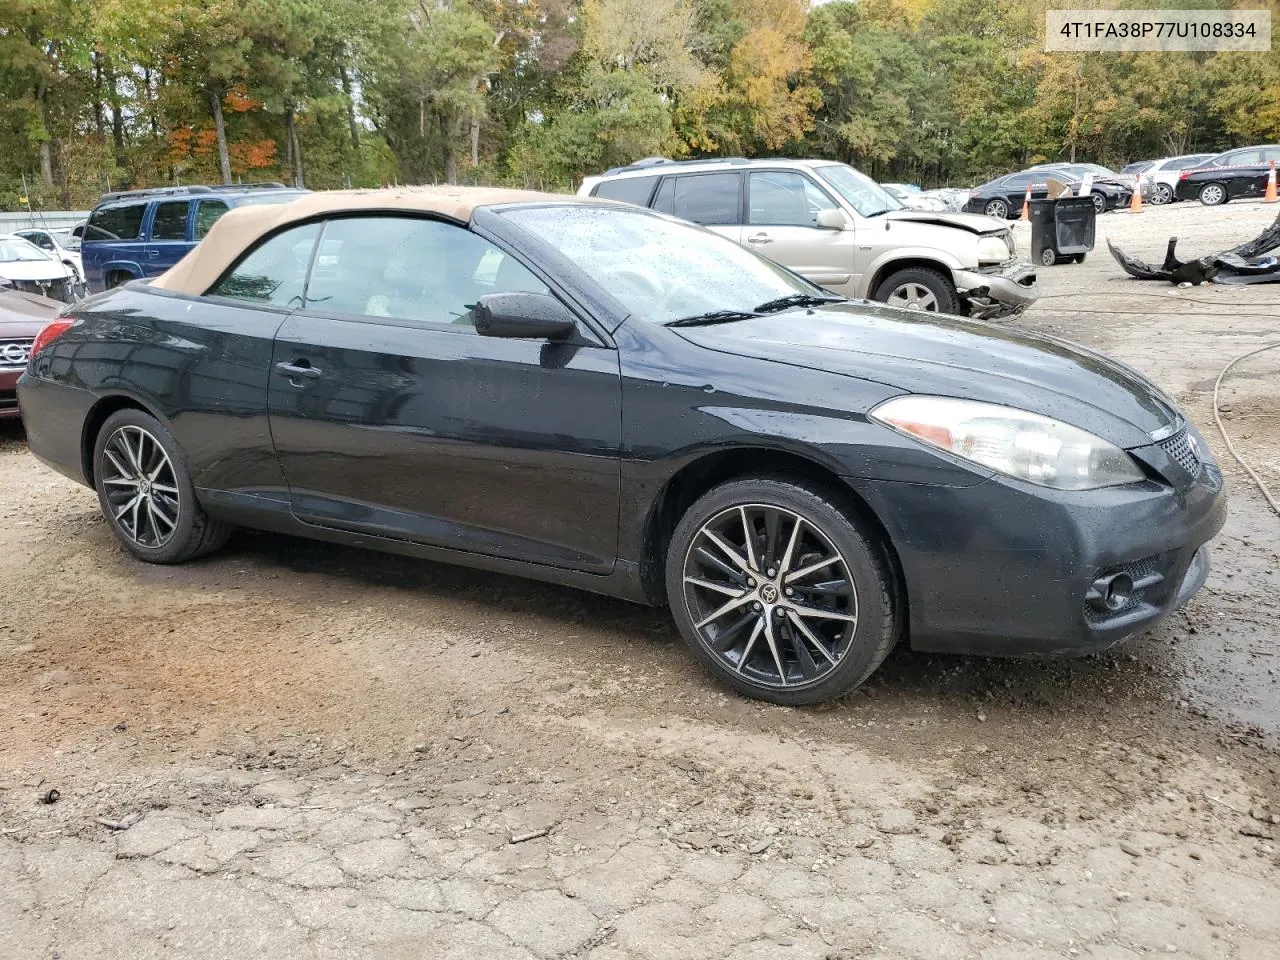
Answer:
[
  {"xmin": 752, "ymin": 293, "xmax": 845, "ymax": 314},
  {"xmin": 666, "ymin": 309, "xmax": 762, "ymax": 328}
]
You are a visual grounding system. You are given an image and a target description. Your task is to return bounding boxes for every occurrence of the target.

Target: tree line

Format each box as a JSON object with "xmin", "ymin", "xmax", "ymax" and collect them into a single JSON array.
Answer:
[{"xmin": 2, "ymin": 0, "xmax": 1277, "ymax": 210}]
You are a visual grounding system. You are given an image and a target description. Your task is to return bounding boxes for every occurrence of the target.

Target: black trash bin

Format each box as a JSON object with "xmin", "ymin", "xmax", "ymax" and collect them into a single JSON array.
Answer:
[{"xmin": 1029, "ymin": 196, "xmax": 1096, "ymax": 266}]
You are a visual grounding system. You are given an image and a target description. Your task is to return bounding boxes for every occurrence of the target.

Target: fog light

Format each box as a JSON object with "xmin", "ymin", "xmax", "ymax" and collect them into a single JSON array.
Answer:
[
  {"xmin": 1103, "ymin": 573, "xmax": 1133, "ymax": 611},
  {"xmin": 1087, "ymin": 572, "xmax": 1134, "ymax": 613}
]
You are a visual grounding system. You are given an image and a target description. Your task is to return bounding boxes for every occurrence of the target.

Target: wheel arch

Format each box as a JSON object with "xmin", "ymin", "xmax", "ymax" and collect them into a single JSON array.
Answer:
[
  {"xmin": 867, "ymin": 256, "xmax": 959, "ymax": 300},
  {"xmin": 80, "ymin": 393, "xmax": 167, "ymax": 485},
  {"xmin": 639, "ymin": 446, "xmax": 907, "ymax": 618}
]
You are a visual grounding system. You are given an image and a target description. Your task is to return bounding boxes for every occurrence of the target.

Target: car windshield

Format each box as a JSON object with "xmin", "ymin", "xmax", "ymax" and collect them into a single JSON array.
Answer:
[
  {"xmin": 0, "ymin": 237, "xmax": 54, "ymax": 262},
  {"xmin": 815, "ymin": 164, "xmax": 902, "ymax": 216},
  {"xmin": 501, "ymin": 205, "xmax": 827, "ymax": 326},
  {"xmin": 52, "ymin": 231, "xmax": 80, "ymax": 251}
]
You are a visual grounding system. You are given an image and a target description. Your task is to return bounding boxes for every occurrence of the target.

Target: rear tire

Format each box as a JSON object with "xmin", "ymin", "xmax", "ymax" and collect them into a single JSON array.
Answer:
[
  {"xmin": 92, "ymin": 409, "xmax": 231, "ymax": 564},
  {"xmin": 1151, "ymin": 183, "xmax": 1173, "ymax": 205},
  {"xmin": 983, "ymin": 199, "xmax": 1009, "ymax": 219},
  {"xmin": 664, "ymin": 477, "xmax": 900, "ymax": 706},
  {"xmin": 1198, "ymin": 183, "xmax": 1228, "ymax": 206}
]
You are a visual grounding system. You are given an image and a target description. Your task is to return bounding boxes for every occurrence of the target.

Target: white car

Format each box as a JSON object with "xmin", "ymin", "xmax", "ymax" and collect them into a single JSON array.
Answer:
[
  {"xmin": 1139, "ymin": 154, "xmax": 1217, "ymax": 205},
  {"xmin": 579, "ymin": 157, "xmax": 1039, "ymax": 319},
  {"xmin": 0, "ymin": 234, "xmax": 83, "ymax": 303},
  {"xmin": 15, "ymin": 227, "xmax": 83, "ymax": 280},
  {"xmin": 881, "ymin": 183, "xmax": 948, "ymax": 212}
]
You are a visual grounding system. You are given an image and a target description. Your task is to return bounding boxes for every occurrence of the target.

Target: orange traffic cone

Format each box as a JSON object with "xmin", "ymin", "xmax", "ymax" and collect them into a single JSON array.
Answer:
[
  {"xmin": 1266, "ymin": 160, "xmax": 1278, "ymax": 203},
  {"xmin": 1020, "ymin": 185, "xmax": 1031, "ymax": 221},
  {"xmin": 1129, "ymin": 184, "xmax": 1142, "ymax": 213}
]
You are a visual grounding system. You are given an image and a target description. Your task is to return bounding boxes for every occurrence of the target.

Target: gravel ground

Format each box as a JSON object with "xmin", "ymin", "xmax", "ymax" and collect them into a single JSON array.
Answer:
[{"xmin": 1, "ymin": 199, "xmax": 1278, "ymax": 959}]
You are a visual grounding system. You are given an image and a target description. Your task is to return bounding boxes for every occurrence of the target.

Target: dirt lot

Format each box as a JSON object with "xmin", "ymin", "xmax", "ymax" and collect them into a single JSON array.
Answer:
[{"xmin": 1, "ymin": 200, "xmax": 1278, "ymax": 960}]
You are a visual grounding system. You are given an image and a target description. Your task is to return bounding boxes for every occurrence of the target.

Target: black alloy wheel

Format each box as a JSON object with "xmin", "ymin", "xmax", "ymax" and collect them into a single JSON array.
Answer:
[
  {"xmin": 93, "ymin": 409, "xmax": 232, "ymax": 563},
  {"xmin": 666, "ymin": 478, "xmax": 899, "ymax": 705}
]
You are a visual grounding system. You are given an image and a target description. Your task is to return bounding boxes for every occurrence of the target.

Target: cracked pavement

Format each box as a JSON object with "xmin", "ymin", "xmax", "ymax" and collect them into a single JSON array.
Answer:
[{"xmin": 2, "ymin": 201, "xmax": 1279, "ymax": 959}]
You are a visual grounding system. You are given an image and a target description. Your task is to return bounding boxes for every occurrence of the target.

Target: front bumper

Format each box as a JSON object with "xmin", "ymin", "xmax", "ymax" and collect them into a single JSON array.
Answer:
[
  {"xmin": 847, "ymin": 439, "xmax": 1226, "ymax": 658},
  {"xmin": 0, "ymin": 369, "xmax": 22, "ymax": 419},
  {"xmin": 956, "ymin": 261, "xmax": 1041, "ymax": 319}
]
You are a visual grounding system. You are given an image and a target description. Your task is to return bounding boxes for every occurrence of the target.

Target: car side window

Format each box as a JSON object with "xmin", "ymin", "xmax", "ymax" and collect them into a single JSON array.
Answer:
[
  {"xmin": 1002, "ymin": 173, "xmax": 1034, "ymax": 188},
  {"xmin": 151, "ymin": 201, "xmax": 191, "ymax": 241},
  {"xmin": 748, "ymin": 172, "xmax": 838, "ymax": 227},
  {"xmin": 1262, "ymin": 148, "xmax": 1280, "ymax": 163},
  {"xmin": 303, "ymin": 216, "xmax": 550, "ymax": 328},
  {"xmin": 85, "ymin": 203, "xmax": 146, "ymax": 242},
  {"xmin": 1218, "ymin": 150, "xmax": 1260, "ymax": 166},
  {"xmin": 670, "ymin": 173, "xmax": 741, "ymax": 225},
  {"xmin": 651, "ymin": 178, "xmax": 675, "ymax": 215},
  {"xmin": 195, "ymin": 200, "xmax": 230, "ymax": 240},
  {"xmin": 206, "ymin": 222, "xmax": 320, "ymax": 307},
  {"xmin": 23, "ymin": 232, "xmax": 55, "ymax": 251},
  {"xmin": 593, "ymin": 176, "xmax": 659, "ymax": 206}
]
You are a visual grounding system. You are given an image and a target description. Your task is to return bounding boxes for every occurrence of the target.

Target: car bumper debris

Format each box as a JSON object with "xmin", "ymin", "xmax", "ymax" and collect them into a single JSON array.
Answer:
[
  {"xmin": 1108, "ymin": 210, "xmax": 1280, "ymax": 286},
  {"xmin": 956, "ymin": 261, "xmax": 1041, "ymax": 318}
]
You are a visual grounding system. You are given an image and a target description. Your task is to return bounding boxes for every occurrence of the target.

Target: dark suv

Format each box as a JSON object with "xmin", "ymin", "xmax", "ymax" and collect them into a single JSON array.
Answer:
[{"xmin": 81, "ymin": 183, "xmax": 307, "ymax": 293}]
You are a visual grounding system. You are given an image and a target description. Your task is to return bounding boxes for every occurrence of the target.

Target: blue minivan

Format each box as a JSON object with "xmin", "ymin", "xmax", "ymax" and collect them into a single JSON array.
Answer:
[{"xmin": 81, "ymin": 183, "xmax": 307, "ymax": 293}]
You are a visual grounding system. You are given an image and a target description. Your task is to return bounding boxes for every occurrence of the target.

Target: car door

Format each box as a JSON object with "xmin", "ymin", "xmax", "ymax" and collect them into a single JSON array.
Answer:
[
  {"xmin": 1001, "ymin": 172, "xmax": 1046, "ymax": 206},
  {"xmin": 144, "ymin": 200, "xmax": 194, "ymax": 276},
  {"xmin": 266, "ymin": 214, "xmax": 623, "ymax": 573},
  {"xmin": 741, "ymin": 171, "xmax": 856, "ymax": 294},
  {"xmin": 193, "ymin": 199, "xmax": 231, "ymax": 241},
  {"xmin": 653, "ymin": 172, "xmax": 744, "ymax": 244}
]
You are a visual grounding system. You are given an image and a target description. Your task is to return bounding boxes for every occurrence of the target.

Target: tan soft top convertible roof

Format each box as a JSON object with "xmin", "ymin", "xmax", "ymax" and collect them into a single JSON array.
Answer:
[{"xmin": 152, "ymin": 185, "xmax": 579, "ymax": 296}]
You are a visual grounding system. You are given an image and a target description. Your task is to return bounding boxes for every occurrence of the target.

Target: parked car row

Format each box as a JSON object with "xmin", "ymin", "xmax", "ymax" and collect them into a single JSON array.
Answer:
[{"xmin": 964, "ymin": 170, "xmax": 1133, "ymax": 220}]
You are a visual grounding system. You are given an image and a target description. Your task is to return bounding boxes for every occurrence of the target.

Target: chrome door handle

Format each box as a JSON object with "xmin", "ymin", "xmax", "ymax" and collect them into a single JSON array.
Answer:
[
  {"xmin": 747, "ymin": 233, "xmax": 773, "ymax": 245},
  {"xmin": 275, "ymin": 361, "xmax": 322, "ymax": 381}
]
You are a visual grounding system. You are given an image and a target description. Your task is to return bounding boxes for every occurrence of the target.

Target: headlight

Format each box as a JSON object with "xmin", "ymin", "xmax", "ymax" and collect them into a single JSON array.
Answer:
[
  {"xmin": 870, "ymin": 396, "xmax": 1146, "ymax": 490},
  {"xmin": 976, "ymin": 235, "xmax": 1011, "ymax": 263}
]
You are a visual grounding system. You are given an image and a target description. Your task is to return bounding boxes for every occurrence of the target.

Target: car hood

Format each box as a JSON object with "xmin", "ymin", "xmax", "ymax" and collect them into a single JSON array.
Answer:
[
  {"xmin": 880, "ymin": 210, "xmax": 1007, "ymax": 235},
  {"xmin": 0, "ymin": 260, "xmax": 74, "ymax": 281},
  {"xmin": 0, "ymin": 289, "xmax": 61, "ymax": 333},
  {"xmin": 674, "ymin": 303, "xmax": 1180, "ymax": 448}
]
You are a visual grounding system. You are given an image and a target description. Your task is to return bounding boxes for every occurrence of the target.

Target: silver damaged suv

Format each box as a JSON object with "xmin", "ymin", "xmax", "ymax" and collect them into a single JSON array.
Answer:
[{"xmin": 580, "ymin": 158, "xmax": 1040, "ymax": 319}]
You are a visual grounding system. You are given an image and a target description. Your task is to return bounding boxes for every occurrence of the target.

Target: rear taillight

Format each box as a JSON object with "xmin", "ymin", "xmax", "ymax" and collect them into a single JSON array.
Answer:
[
  {"xmin": 30, "ymin": 317, "xmax": 76, "ymax": 362},
  {"xmin": 1179, "ymin": 171, "xmax": 1190, "ymax": 180}
]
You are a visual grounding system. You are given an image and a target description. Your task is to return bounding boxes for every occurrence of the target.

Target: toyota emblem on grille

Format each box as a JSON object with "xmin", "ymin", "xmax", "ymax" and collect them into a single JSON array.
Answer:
[
  {"xmin": 1, "ymin": 342, "xmax": 28, "ymax": 364},
  {"xmin": 37, "ymin": 280, "xmax": 50, "ymax": 296}
]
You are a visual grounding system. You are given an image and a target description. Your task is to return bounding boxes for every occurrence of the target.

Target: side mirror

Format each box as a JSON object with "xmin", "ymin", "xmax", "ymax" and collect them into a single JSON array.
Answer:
[
  {"xmin": 474, "ymin": 292, "xmax": 577, "ymax": 340},
  {"xmin": 816, "ymin": 209, "xmax": 849, "ymax": 231}
]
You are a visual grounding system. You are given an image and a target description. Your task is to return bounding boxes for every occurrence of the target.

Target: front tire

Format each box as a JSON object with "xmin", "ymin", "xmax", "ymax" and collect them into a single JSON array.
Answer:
[
  {"xmin": 665, "ymin": 477, "xmax": 900, "ymax": 706},
  {"xmin": 1198, "ymin": 183, "xmax": 1228, "ymax": 206},
  {"xmin": 874, "ymin": 266, "xmax": 960, "ymax": 314},
  {"xmin": 93, "ymin": 409, "xmax": 231, "ymax": 564},
  {"xmin": 1091, "ymin": 193, "xmax": 1106, "ymax": 214}
]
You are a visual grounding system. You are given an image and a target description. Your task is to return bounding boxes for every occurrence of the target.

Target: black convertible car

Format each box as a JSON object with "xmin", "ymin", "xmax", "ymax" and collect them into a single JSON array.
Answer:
[
  {"xmin": 966, "ymin": 171, "xmax": 1131, "ymax": 219},
  {"xmin": 1174, "ymin": 144, "xmax": 1280, "ymax": 205},
  {"xmin": 19, "ymin": 188, "xmax": 1225, "ymax": 705}
]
